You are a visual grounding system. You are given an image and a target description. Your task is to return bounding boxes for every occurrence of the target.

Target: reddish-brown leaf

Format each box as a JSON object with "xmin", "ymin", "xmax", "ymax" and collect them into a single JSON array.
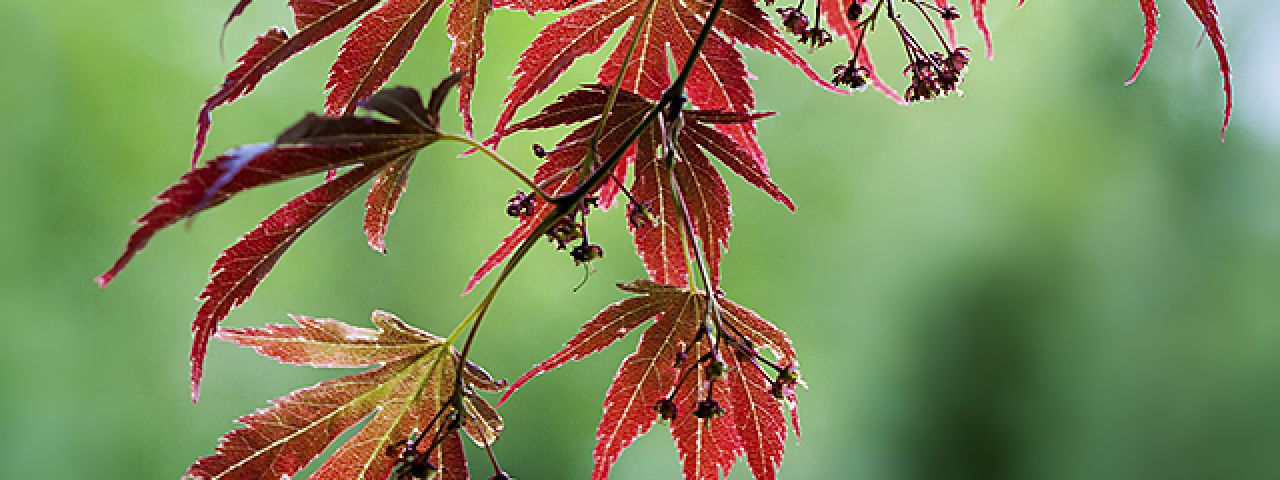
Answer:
[
  {"xmin": 199, "ymin": 0, "xmax": 496, "ymax": 162},
  {"xmin": 324, "ymin": 0, "xmax": 448, "ymax": 116},
  {"xmin": 188, "ymin": 311, "xmax": 502, "ymax": 480},
  {"xmin": 102, "ymin": 81, "xmax": 460, "ymax": 399},
  {"xmin": 500, "ymin": 281, "xmax": 800, "ymax": 480},
  {"xmin": 470, "ymin": 86, "xmax": 790, "ymax": 292},
  {"xmin": 195, "ymin": 0, "xmax": 382, "ymax": 163},
  {"xmin": 364, "ymin": 158, "xmax": 415, "ymax": 253},
  {"xmin": 446, "ymin": 0, "xmax": 493, "ymax": 135}
]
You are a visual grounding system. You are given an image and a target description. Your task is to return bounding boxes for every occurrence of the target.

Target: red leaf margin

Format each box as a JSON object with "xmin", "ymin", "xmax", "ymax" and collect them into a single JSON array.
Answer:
[{"xmin": 1126, "ymin": 0, "xmax": 1232, "ymax": 139}]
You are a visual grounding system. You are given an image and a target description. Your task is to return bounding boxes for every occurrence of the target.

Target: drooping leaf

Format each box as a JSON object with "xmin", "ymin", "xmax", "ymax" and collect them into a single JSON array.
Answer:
[
  {"xmin": 1127, "ymin": 0, "xmax": 1159, "ymax": 86},
  {"xmin": 197, "ymin": 0, "xmax": 500, "ymax": 162},
  {"xmin": 469, "ymin": 86, "xmax": 791, "ymax": 293},
  {"xmin": 501, "ymin": 280, "xmax": 799, "ymax": 480},
  {"xmin": 100, "ymin": 78, "xmax": 462, "ymax": 399},
  {"xmin": 195, "ymin": 0, "xmax": 383, "ymax": 163},
  {"xmin": 1126, "ymin": 0, "xmax": 1232, "ymax": 138},
  {"xmin": 187, "ymin": 311, "xmax": 503, "ymax": 480}
]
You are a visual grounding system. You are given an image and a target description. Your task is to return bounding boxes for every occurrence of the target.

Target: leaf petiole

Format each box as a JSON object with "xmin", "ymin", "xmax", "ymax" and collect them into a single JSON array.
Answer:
[{"xmin": 441, "ymin": 133, "xmax": 551, "ymax": 201}]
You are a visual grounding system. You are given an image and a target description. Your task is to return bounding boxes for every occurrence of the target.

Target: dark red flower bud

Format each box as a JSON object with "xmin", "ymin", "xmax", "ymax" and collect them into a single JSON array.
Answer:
[
  {"xmin": 846, "ymin": 2, "xmax": 863, "ymax": 22},
  {"xmin": 706, "ymin": 359, "xmax": 728, "ymax": 380},
  {"xmin": 654, "ymin": 398, "xmax": 678, "ymax": 421},
  {"xmin": 532, "ymin": 143, "xmax": 547, "ymax": 158},
  {"xmin": 693, "ymin": 399, "xmax": 726, "ymax": 419},
  {"xmin": 506, "ymin": 190, "xmax": 535, "ymax": 218},
  {"xmin": 800, "ymin": 27, "xmax": 832, "ymax": 49},
  {"xmin": 832, "ymin": 61, "xmax": 870, "ymax": 90},
  {"xmin": 570, "ymin": 243, "xmax": 604, "ymax": 265},
  {"xmin": 770, "ymin": 364, "xmax": 801, "ymax": 400},
  {"xmin": 777, "ymin": 7, "xmax": 810, "ymax": 37}
]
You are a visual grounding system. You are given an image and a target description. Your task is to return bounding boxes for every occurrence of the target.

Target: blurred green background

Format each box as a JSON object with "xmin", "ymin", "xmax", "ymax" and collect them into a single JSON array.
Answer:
[{"xmin": 2, "ymin": 0, "xmax": 1278, "ymax": 478}]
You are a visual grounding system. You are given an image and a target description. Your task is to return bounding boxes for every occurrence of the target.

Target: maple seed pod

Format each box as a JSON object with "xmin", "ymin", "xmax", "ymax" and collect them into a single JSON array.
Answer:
[
  {"xmin": 846, "ymin": 2, "xmax": 862, "ymax": 22},
  {"xmin": 693, "ymin": 399, "xmax": 726, "ymax": 419},
  {"xmin": 655, "ymin": 398, "xmax": 679, "ymax": 421}
]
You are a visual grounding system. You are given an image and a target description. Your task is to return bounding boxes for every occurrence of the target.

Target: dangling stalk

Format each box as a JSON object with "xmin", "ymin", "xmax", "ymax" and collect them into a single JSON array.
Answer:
[{"xmin": 442, "ymin": 134, "xmax": 551, "ymax": 201}]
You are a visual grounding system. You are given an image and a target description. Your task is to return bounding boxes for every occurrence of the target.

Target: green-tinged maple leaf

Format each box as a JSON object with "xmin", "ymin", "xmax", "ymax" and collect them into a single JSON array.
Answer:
[
  {"xmin": 187, "ymin": 310, "xmax": 504, "ymax": 480},
  {"xmin": 501, "ymin": 280, "xmax": 801, "ymax": 480},
  {"xmin": 98, "ymin": 75, "xmax": 463, "ymax": 400}
]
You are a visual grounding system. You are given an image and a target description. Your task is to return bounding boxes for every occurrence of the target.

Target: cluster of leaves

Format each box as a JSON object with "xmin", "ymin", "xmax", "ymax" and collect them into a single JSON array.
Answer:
[
  {"xmin": 97, "ymin": 0, "xmax": 1234, "ymax": 478},
  {"xmin": 98, "ymin": 79, "xmax": 466, "ymax": 399}
]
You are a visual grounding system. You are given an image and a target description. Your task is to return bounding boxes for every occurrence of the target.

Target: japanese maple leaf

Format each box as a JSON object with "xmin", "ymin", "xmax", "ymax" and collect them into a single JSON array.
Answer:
[
  {"xmin": 187, "ymin": 310, "xmax": 504, "ymax": 480},
  {"xmin": 1127, "ymin": 0, "xmax": 1232, "ymax": 138},
  {"xmin": 468, "ymin": 86, "xmax": 793, "ymax": 293},
  {"xmin": 99, "ymin": 76, "xmax": 461, "ymax": 399},
  {"xmin": 494, "ymin": 0, "xmax": 840, "ymax": 164},
  {"xmin": 194, "ymin": 0, "xmax": 492, "ymax": 163},
  {"xmin": 499, "ymin": 280, "xmax": 801, "ymax": 480}
]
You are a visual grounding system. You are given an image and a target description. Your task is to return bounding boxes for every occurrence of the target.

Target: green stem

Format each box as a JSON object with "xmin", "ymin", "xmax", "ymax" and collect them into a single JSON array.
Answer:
[
  {"xmin": 442, "ymin": 133, "xmax": 550, "ymax": 201},
  {"xmin": 583, "ymin": 0, "xmax": 659, "ymax": 173},
  {"xmin": 442, "ymin": 0, "xmax": 730, "ymax": 416}
]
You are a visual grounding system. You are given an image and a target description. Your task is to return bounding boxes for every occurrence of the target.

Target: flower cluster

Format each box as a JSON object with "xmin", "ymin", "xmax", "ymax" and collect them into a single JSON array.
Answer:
[
  {"xmin": 777, "ymin": 2, "xmax": 832, "ymax": 51},
  {"xmin": 830, "ymin": 0, "xmax": 973, "ymax": 102},
  {"xmin": 652, "ymin": 305, "xmax": 802, "ymax": 424},
  {"xmin": 903, "ymin": 46, "xmax": 971, "ymax": 102}
]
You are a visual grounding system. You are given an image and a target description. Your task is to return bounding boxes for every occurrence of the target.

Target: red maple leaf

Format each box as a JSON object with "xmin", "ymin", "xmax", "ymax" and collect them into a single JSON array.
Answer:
[
  {"xmin": 100, "ymin": 77, "xmax": 462, "ymax": 399},
  {"xmin": 1127, "ymin": 0, "xmax": 1232, "ymax": 138},
  {"xmin": 188, "ymin": 310, "xmax": 503, "ymax": 480},
  {"xmin": 468, "ymin": 86, "xmax": 793, "ymax": 293},
  {"xmin": 499, "ymin": 280, "xmax": 801, "ymax": 480},
  {"xmin": 195, "ymin": 0, "xmax": 494, "ymax": 163},
  {"xmin": 493, "ymin": 0, "xmax": 842, "ymax": 164}
]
